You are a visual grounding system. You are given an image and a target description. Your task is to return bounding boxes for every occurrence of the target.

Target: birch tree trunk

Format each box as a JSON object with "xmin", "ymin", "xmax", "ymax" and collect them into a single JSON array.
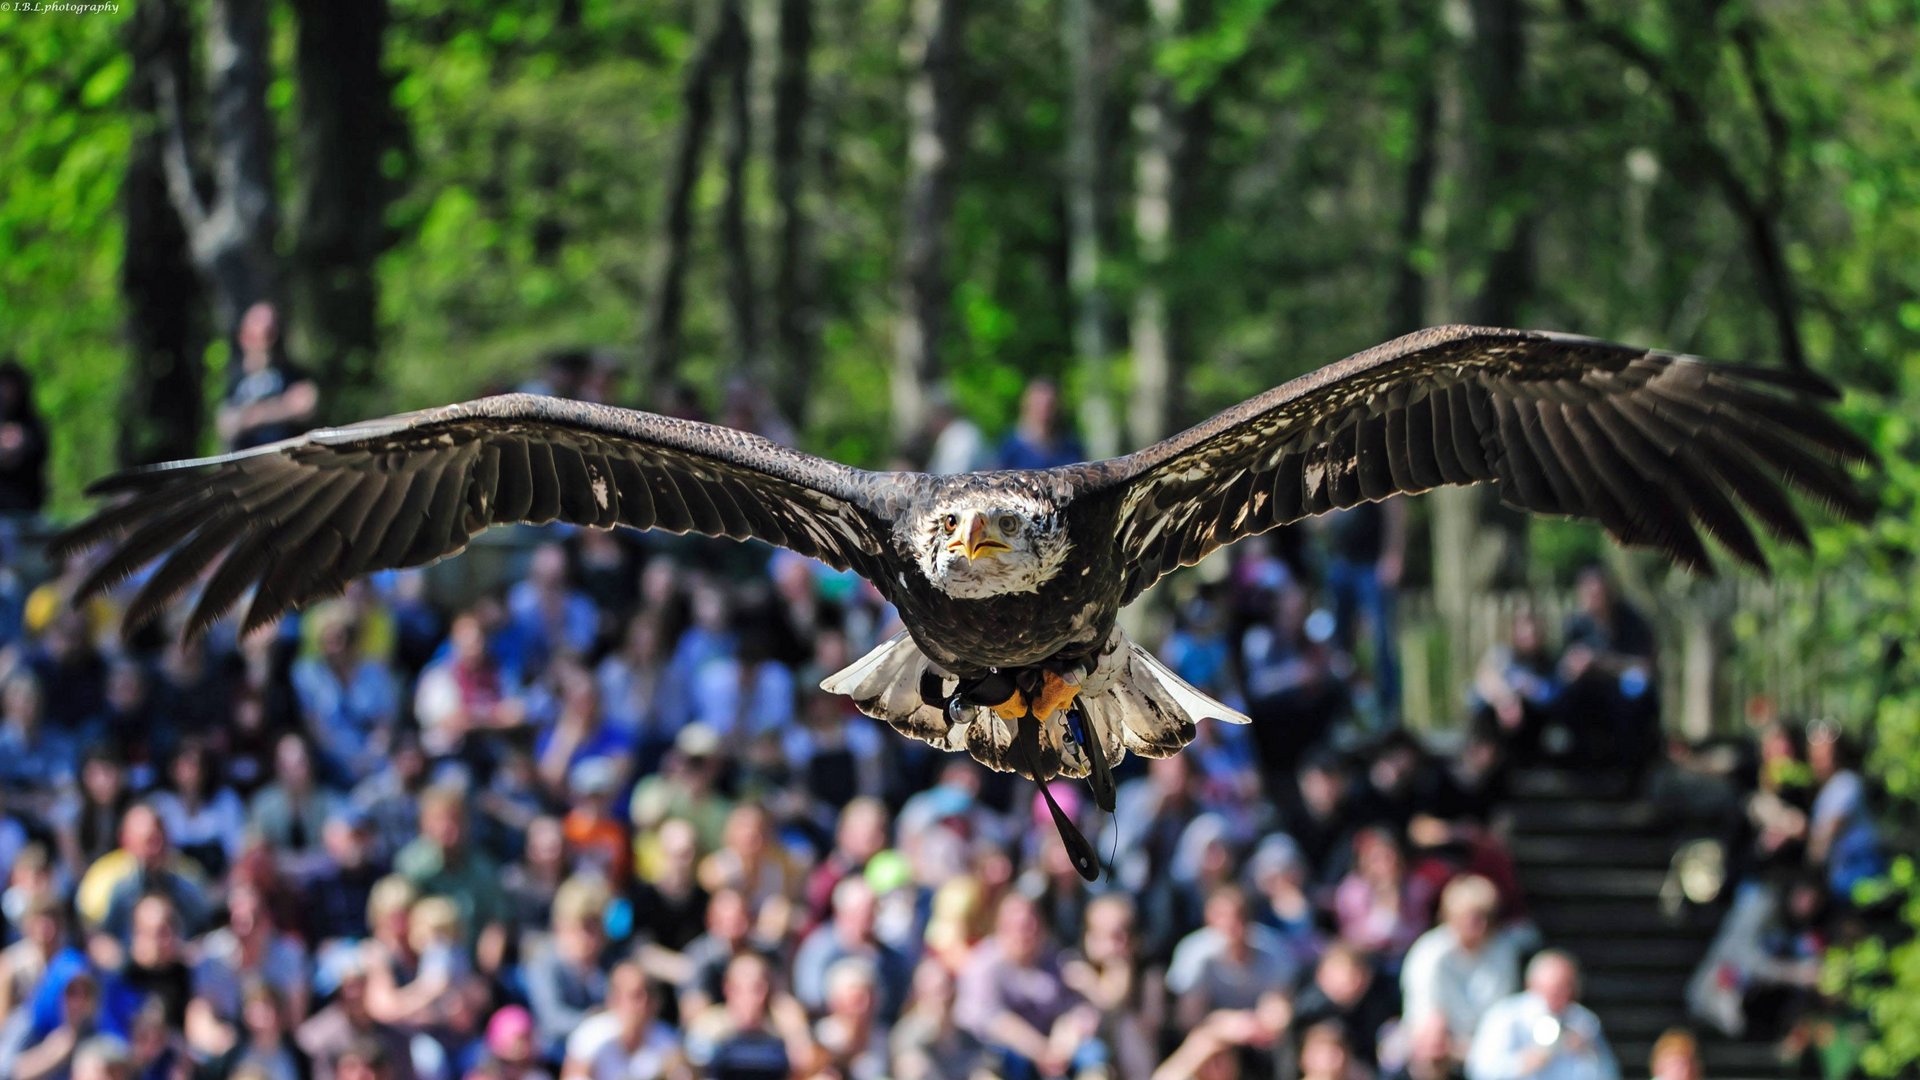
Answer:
[
  {"xmin": 1065, "ymin": 0, "xmax": 1115, "ymax": 458},
  {"xmin": 891, "ymin": 0, "xmax": 968, "ymax": 453},
  {"xmin": 1127, "ymin": 0, "xmax": 1181, "ymax": 450},
  {"xmin": 120, "ymin": 0, "xmax": 208, "ymax": 467},
  {"xmin": 153, "ymin": 0, "xmax": 282, "ymax": 360}
]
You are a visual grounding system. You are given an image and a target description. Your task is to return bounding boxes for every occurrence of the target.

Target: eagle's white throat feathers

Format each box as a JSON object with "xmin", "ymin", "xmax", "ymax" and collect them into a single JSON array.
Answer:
[{"xmin": 910, "ymin": 495, "xmax": 1073, "ymax": 599}]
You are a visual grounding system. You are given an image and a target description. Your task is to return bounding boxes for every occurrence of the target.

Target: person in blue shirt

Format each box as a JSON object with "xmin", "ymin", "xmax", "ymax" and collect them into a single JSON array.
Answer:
[{"xmin": 994, "ymin": 380, "xmax": 1086, "ymax": 471}]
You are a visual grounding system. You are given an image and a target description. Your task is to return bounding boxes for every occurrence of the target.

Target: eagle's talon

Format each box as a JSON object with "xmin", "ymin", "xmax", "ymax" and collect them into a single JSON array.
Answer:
[
  {"xmin": 1030, "ymin": 671, "xmax": 1082, "ymax": 722},
  {"xmin": 989, "ymin": 689, "xmax": 1029, "ymax": 721}
]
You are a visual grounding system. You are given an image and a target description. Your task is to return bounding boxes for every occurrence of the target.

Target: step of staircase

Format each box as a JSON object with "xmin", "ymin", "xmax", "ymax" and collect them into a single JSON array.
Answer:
[{"xmin": 1502, "ymin": 767, "xmax": 1784, "ymax": 1080}]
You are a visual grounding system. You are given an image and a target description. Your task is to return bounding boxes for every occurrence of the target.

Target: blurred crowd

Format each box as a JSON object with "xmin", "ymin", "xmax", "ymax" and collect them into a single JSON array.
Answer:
[{"xmin": 0, "ymin": 348, "xmax": 1750, "ymax": 1080}]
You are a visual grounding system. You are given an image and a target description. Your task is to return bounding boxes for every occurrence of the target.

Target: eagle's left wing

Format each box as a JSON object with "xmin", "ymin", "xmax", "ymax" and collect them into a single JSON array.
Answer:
[
  {"xmin": 1067, "ymin": 325, "xmax": 1876, "ymax": 604},
  {"xmin": 54, "ymin": 394, "xmax": 914, "ymax": 638}
]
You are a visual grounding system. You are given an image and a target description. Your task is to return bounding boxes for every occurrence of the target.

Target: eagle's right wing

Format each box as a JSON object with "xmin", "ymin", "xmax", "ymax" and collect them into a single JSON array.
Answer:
[
  {"xmin": 1067, "ymin": 325, "xmax": 1876, "ymax": 604},
  {"xmin": 56, "ymin": 394, "xmax": 915, "ymax": 637}
]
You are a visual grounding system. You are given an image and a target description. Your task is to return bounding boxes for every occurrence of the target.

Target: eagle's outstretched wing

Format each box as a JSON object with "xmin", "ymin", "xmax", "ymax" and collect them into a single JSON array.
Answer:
[
  {"xmin": 1070, "ymin": 325, "xmax": 1876, "ymax": 603},
  {"xmin": 55, "ymin": 394, "xmax": 907, "ymax": 638}
]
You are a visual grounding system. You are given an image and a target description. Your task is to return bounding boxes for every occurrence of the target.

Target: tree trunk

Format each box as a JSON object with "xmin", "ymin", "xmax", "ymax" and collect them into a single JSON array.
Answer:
[
  {"xmin": 1127, "ymin": 0, "xmax": 1181, "ymax": 450},
  {"xmin": 718, "ymin": 0, "xmax": 761, "ymax": 377},
  {"xmin": 891, "ymin": 0, "xmax": 968, "ymax": 454},
  {"xmin": 290, "ymin": 0, "xmax": 395, "ymax": 415},
  {"xmin": 120, "ymin": 0, "xmax": 208, "ymax": 467},
  {"xmin": 641, "ymin": 6, "xmax": 742, "ymax": 390},
  {"xmin": 770, "ymin": 0, "xmax": 815, "ymax": 427},
  {"xmin": 1065, "ymin": 0, "xmax": 1114, "ymax": 458},
  {"xmin": 153, "ymin": 0, "xmax": 282, "ymax": 362}
]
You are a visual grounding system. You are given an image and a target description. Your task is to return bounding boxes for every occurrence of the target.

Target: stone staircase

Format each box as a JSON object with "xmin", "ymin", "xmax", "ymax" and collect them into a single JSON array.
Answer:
[{"xmin": 1505, "ymin": 768, "xmax": 1785, "ymax": 1080}]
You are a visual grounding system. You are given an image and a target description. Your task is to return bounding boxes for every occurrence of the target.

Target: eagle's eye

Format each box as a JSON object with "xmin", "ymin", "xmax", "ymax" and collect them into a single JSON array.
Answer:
[
  {"xmin": 942, "ymin": 513, "xmax": 958, "ymax": 534},
  {"xmin": 998, "ymin": 514, "xmax": 1022, "ymax": 535}
]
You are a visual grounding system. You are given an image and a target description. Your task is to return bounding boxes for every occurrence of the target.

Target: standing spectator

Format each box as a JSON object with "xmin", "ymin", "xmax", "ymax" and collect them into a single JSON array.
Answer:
[
  {"xmin": 919, "ymin": 388, "xmax": 990, "ymax": 475},
  {"xmin": 1558, "ymin": 567, "xmax": 1658, "ymax": 771},
  {"xmin": 1321, "ymin": 499, "xmax": 1409, "ymax": 724},
  {"xmin": 994, "ymin": 380, "xmax": 1085, "ymax": 471},
  {"xmin": 953, "ymin": 892, "xmax": 1100, "ymax": 1078},
  {"xmin": 0, "ymin": 358, "xmax": 49, "ymax": 520},
  {"xmin": 1467, "ymin": 951, "xmax": 1618, "ymax": 1080},
  {"xmin": 218, "ymin": 303, "xmax": 319, "ymax": 451},
  {"xmin": 1401, "ymin": 876, "xmax": 1521, "ymax": 1054}
]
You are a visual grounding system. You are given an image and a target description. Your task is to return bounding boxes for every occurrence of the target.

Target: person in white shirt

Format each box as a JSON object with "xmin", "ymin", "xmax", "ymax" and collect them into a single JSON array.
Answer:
[
  {"xmin": 1402, "ymin": 875, "xmax": 1522, "ymax": 1054},
  {"xmin": 561, "ymin": 962, "xmax": 684, "ymax": 1080},
  {"xmin": 1467, "ymin": 951, "xmax": 1618, "ymax": 1080}
]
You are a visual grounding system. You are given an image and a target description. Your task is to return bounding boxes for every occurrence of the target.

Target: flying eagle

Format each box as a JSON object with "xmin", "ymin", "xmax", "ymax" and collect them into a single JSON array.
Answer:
[{"xmin": 57, "ymin": 326, "xmax": 1873, "ymax": 877}]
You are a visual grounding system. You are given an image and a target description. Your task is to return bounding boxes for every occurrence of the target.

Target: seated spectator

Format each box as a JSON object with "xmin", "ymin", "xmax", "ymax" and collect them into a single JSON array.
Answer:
[
  {"xmin": 1686, "ymin": 871, "xmax": 1826, "ymax": 1040},
  {"xmin": 292, "ymin": 606, "xmax": 400, "ymax": 784},
  {"xmin": 80, "ymin": 804, "xmax": 211, "ymax": 948},
  {"xmin": 1647, "ymin": 1029, "xmax": 1702, "ymax": 1080},
  {"xmin": 1333, "ymin": 827, "xmax": 1431, "ymax": 966},
  {"xmin": 631, "ymin": 724, "xmax": 734, "ymax": 871},
  {"xmin": 195, "ymin": 980, "xmax": 311, "ymax": 1080},
  {"xmin": 813, "ymin": 958, "xmax": 889, "ymax": 1080},
  {"xmin": 357, "ymin": 877, "xmax": 421, "ymax": 1019},
  {"xmin": 1296, "ymin": 943, "xmax": 1401, "ymax": 1069},
  {"xmin": 683, "ymin": 952, "xmax": 815, "ymax": 1080},
  {"xmin": 1277, "ymin": 751, "xmax": 1358, "ymax": 894},
  {"xmin": 1386, "ymin": 1010, "xmax": 1466, "ymax": 1080},
  {"xmin": 217, "ymin": 301, "xmax": 318, "ymax": 451},
  {"xmin": 524, "ymin": 877, "xmax": 611, "ymax": 1057},
  {"xmin": 471, "ymin": 1005, "xmax": 553, "ymax": 1080},
  {"xmin": 27, "ymin": 612, "xmax": 108, "ymax": 734},
  {"xmin": 1472, "ymin": 607, "xmax": 1561, "ymax": 765},
  {"xmin": 394, "ymin": 786, "xmax": 507, "ymax": 969},
  {"xmin": 57, "ymin": 748, "xmax": 133, "ymax": 875},
  {"xmin": 1061, "ymin": 894, "xmax": 1157, "ymax": 1080},
  {"xmin": 6, "ymin": 969, "xmax": 103, "ymax": 1080},
  {"xmin": 249, "ymin": 733, "xmax": 344, "ymax": 879},
  {"xmin": 349, "ymin": 732, "xmax": 430, "ymax": 864},
  {"xmin": 365, "ymin": 897, "xmax": 467, "ymax": 1031},
  {"xmin": 0, "ymin": 357, "xmax": 48, "ymax": 524},
  {"xmin": 413, "ymin": 611, "xmax": 527, "ymax": 760},
  {"xmin": 1301, "ymin": 1019, "xmax": 1372, "ymax": 1080},
  {"xmin": 507, "ymin": 544, "xmax": 599, "ymax": 669},
  {"xmin": 678, "ymin": 889, "xmax": 770, "ymax": 1019},
  {"xmin": 89, "ymin": 663, "xmax": 167, "ymax": 790},
  {"xmin": 1167, "ymin": 884, "xmax": 1302, "ymax": 1030},
  {"xmin": 889, "ymin": 960, "xmax": 981, "ymax": 1080},
  {"xmin": 0, "ymin": 672, "xmax": 76, "ymax": 793},
  {"xmin": 558, "ymin": 760, "xmax": 632, "ymax": 884},
  {"xmin": 1466, "ymin": 950, "xmax": 1618, "ymax": 1080},
  {"xmin": 296, "ymin": 957, "xmax": 415, "ymax": 1080},
  {"xmin": 594, "ymin": 610, "xmax": 684, "ymax": 772},
  {"xmin": 560, "ymin": 961, "xmax": 682, "ymax": 1080},
  {"xmin": 148, "ymin": 740, "xmax": 247, "ymax": 879},
  {"xmin": 1804, "ymin": 722, "xmax": 1885, "ymax": 902},
  {"xmin": 1247, "ymin": 833, "xmax": 1322, "ymax": 965},
  {"xmin": 1401, "ymin": 876, "xmax": 1520, "ymax": 1055},
  {"xmin": 629, "ymin": 818, "xmax": 711, "ymax": 954},
  {"xmin": 1, "ymin": 892, "xmax": 77, "ymax": 1030},
  {"xmin": 1557, "ymin": 567, "xmax": 1659, "ymax": 772},
  {"xmin": 307, "ymin": 813, "xmax": 384, "ymax": 948},
  {"xmin": 698, "ymin": 805, "xmax": 803, "ymax": 942},
  {"xmin": 101, "ymin": 894, "xmax": 199, "ymax": 1040},
  {"xmin": 791, "ymin": 876, "xmax": 911, "ymax": 1022},
  {"xmin": 195, "ymin": 883, "xmax": 312, "ymax": 1036},
  {"xmin": 802, "ymin": 797, "xmax": 890, "ymax": 931},
  {"xmin": 953, "ymin": 892, "xmax": 1100, "ymax": 1079}
]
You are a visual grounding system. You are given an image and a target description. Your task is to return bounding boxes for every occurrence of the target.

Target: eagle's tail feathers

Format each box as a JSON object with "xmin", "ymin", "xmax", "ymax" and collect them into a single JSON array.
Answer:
[
  {"xmin": 1081, "ymin": 640, "xmax": 1246, "ymax": 764},
  {"xmin": 821, "ymin": 631, "xmax": 966, "ymax": 753}
]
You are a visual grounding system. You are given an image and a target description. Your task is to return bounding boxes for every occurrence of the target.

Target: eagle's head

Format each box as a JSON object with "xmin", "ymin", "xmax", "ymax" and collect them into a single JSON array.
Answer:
[{"xmin": 915, "ymin": 491, "xmax": 1072, "ymax": 599}]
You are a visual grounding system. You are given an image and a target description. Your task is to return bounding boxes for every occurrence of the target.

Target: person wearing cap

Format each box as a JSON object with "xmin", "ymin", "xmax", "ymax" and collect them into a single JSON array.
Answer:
[
  {"xmin": 476, "ymin": 1005, "xmax": 552, "ymax": 1080},
  {"xmin": 1467, "ymin": 951, "xmax": 1618, "ymax": 1080},
  {"xmin": 631, "ymin": 724, "xmax": 734, "ymax": 878},
  {"xmin": 1402, "ymin": 875, "xmax": 1521, "ymax": 1057}
]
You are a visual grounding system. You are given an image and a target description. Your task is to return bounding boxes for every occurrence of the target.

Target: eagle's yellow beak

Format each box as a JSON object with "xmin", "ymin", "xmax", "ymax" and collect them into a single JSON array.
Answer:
[{"xmin": 960, "ymin": 511, "xmax": 1008, "ymax": 561}]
